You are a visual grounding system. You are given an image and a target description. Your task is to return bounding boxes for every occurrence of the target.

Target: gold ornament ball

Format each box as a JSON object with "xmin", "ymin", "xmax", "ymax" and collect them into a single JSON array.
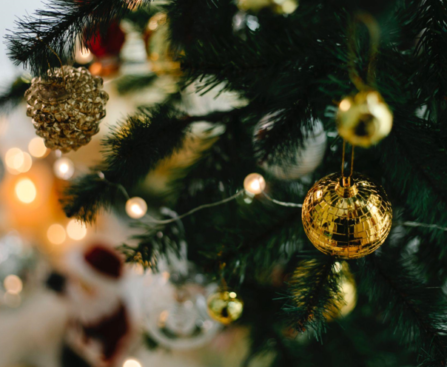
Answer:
[
  {"xmin": 207, "ymin": 291, "xmax": 244, "ymax": 325},
  {"xmin": 144, "ymin": 12, "xmax": 181, "ymax": 75},
  {"xmin": 337, "ymin": 90, "xmax": 393, "ymax": 148},
  {"xmin": 237, "ymin": 0, "xmax": 298, "ymax": 14},
  {"xmin": 302, "ymin": 172, "xmax": 392, "ymax": 259},
  {"xmin": 25, "ymin": 66, "xmax": 109, "ymax": 153}
]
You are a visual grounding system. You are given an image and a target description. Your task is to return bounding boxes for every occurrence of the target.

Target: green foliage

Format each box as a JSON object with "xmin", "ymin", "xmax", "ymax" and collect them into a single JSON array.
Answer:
[
  {"xmin": 6, "ymin": 0, "xmax": 147, "ymax": 76},
  {"xmin": 7, "ymin": 0, "xmax": 447, "ymax": 365},
  {"xmin": 0, "ymin": 76, "xmax": 30, "ymax": 114}
]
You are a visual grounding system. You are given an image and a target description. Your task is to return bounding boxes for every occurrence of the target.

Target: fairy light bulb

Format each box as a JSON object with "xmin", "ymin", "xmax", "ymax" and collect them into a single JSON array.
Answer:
[
  {"xmin": 244, "ymin": 173, "xmax": 266, "ymax": 195},
  {"xmin": 47, "ymin": 224, "xmax": 66, "ymax": 245},
  {"xmin": 15, "ymin": 178, "xmax": 37, "ymax": 204},
  {"xmin": 75, "ymin": 47, "xmax": 93, "ymax": 64},
  {"xmin": 54, "ymin": 158, "xmax": 75, "ymax": 180},
  {"xmin": 28, "ymin": 137, "xmax": 48, "ymax": 158},
  {"xmin": 125, "ymin": 197, "xmax": 147, "ymax": 219},
  {"xmin": 123, "ymin": 359, "xmax": 142, "ymax": 367},
  {"xmin": 4, "ymin": 275, "xmax": 23, "ymax": 295},
  {"xmin": 66, "ymin": 219, "xmax": 87, "ymax": 240}
]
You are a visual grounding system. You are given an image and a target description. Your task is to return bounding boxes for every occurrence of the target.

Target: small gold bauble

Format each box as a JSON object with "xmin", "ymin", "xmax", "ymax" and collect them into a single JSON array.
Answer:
[
  {"xmin": 237, "ymin": 0, "xmax": 298, "ymax": 14},
  {"xmin": 144, "ymin": 12, "xmax": 181, "ymax": 75},
  {"xmin": 302, "ymin": 172, "xmax": 392, "ymax": 259},
  {"xmin": 337, "ymin": 90, "xmax": 393, "ymax": 148},
  {"xmin": 25, "ymin": 66, "xmax": 109, "ymax": 153},
  {"xmin": 207, "ymin": 291, "xmax": 244, "ymax": 325}
]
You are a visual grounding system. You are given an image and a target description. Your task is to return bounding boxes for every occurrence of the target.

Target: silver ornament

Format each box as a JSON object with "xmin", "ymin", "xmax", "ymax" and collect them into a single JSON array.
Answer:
[{"xmin": 25, "ymin": 66, "xmax": 109, "ymax": 153}]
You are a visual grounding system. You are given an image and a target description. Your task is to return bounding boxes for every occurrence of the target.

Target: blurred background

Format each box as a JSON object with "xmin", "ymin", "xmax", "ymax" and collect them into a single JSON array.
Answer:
[{"xmin": 0, "ymin": 2, "xmax": 260, "ymax": 367}]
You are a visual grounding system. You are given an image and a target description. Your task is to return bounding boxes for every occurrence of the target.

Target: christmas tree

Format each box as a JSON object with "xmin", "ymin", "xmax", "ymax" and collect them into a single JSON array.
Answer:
[{"xmin": 2, "ymin": 0, "xmax": 447, "ymax": 366}]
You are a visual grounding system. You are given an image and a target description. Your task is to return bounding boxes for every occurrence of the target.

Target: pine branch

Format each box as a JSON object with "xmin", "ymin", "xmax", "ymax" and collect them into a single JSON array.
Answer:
[
  {"xmin": 0, "ymin": 76, "xmax": 30, "ymax": 114},
  {"xmin": 358, "ymin": 255, "xmax": 447, "ymax": 366},
  {"xmin": 62, "ymin": 105, "xmax": 245, "ymax": 222},
  {"xmin": 6, "ymin": 0, "xmax": 146, "ymax": 76},
  {"xmin": 282, "ymin": 257, "xmax": 341, "ymax": 341}
]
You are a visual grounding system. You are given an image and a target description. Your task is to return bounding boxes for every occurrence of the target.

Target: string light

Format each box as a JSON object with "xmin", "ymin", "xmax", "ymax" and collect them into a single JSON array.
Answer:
[
  {"xmin": 66, "ymin": 219, "xmax": 87, "ymax": 240},
  {"xmin": 99, "ymin": 174, "xmax": 447, "ymax": 234},
  {"xmin": 123, "ymin": 359, "xmax": 142, "ymax": 367},
  {"xmin": 54, "ymin": 158, "xmax": 75, "ymax": 180},
  {"xmin": 28, "ymin": 137, "xmax": 48, "ymax": 158},
  {"xmin": 47, "ymin": 224, "xmax": 66, "ymax": 245},
  {"xmin": 126, "ymin": 197, "xmax": 148, "ymax": 219},
  {"xmin": 243, "ymin": 173, "xmax": 266, "ymax": 195},
  {"xmin": 4, "ymin": 275, "xmax": 23, "ymax": 295},
  {"xmin": 15, "ymin": 178, "xmax": 37, "ymax": 204}
]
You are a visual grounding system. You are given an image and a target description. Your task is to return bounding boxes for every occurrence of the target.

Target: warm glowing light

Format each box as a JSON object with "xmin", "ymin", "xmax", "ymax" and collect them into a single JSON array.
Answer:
[
  {"xmin": 243, "ymin": 173, "xmax": 266, "ymax": 195},
  {"xmin": 75, "ymin": 48, "xmax": 94, "ymax": 64},
  {"xmin": 125, "ymin": 197, "xmax": 148, "ymax": 219},
  {"xmin": 281, "ymin": 0, "xmax": 298, "ymax": 13},
  {"xmin": 66, "ymin": 219, "xmax": 87, "ymax": 240},
  {"xmin": 5, "ymin": 148, "xmax": 33, "ymax": 173},
  {"xmin": 4, "ymin": 275, "xmax": 23, "ymax": 295},
  {"xmin": 15, "ymin": 178, "xmax": 37, "ymax": 203},
  {"xmin": 28, "ymin": 137, "xmax": 48, "ymax": 158},
  {"xmin": 339, "ymin": 99, "xmax": 351, "ymax": 112},
  {"xmin": 123, "ymin": 359, "xmax": 142, "ymax": 367},
  {"xmin": 47, "ymin": 224, "xmax": 66, "ymax": 245},
  {"xmin": 229, "ymin": 292, "xmax": 237, "ymax": 298},
  {"xmin": 54, "ymin": 158, "xmax": 75, "ymax": 180}
]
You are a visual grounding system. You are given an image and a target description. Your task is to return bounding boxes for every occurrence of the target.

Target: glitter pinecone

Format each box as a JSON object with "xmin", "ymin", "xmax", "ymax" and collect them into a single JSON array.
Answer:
[{"xmin": 25, "ymin": 66, "xmax": 109, "ymax": 153}]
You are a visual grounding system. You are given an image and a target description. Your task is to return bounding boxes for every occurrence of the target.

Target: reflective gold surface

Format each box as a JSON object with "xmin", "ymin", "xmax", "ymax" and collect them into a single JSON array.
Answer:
[
  {"xmin": 337, "ymin": 90, "xmax": 393, "ymax": 148},
  {"xmin": 302, "ymin": 172, "xmax": 392, "ymax": 259},
  {"xmin": 25, "ymin": 66, "xmax": 109, "ymax": 153},
  {"xmin": 207, "ymin": 291, "xmax": 244, "ymax": 325}
]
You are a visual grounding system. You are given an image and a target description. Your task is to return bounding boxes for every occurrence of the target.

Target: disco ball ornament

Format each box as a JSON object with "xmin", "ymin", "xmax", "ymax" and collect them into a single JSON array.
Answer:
[
  {"xmin": 25, "ymin": 66, "xmax": 109, "ymax": 153},
  {"xmin": 337, "ymin": 90, "xmax": 393, "ymax": 148},
  {"xmin": 302, "ymin": 172, "xmax": 392, "ymax": 259},
  {"xmin": 207, "ymin": 290, "xmax": 244, "ymax": 325},
  {"xmin": 254, "ymin": 113, "xmax": 326, "ymax": 180}
]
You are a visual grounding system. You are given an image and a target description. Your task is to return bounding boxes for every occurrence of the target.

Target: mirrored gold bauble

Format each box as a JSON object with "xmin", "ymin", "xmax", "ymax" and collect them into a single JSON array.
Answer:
[
  {"xmin": 25, "ymin": 66, "xmax": 109, "ymax": 153},
  {"xmin": 337, "ymin": 90, "xmax": 392, "ymax": 148},
  {"xmin": 302, "ymin": 172, "xmax": 392, "ymax": 259},
  {"xmin": 207, "ymin": 290, "xmax": 244, "ymax": 325}
]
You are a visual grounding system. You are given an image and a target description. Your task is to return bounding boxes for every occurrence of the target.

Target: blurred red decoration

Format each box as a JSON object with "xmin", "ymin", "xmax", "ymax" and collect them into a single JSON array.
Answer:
[{"xmin": 86, "ymin": 21, "xmax": 125, "ymax": 58}]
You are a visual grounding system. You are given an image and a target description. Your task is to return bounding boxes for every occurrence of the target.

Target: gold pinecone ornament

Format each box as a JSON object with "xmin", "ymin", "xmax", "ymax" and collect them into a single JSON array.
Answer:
[
  {"xmin": 207, "ymin": 290, "xmax": 244, "ymax": 325},
  {"xmin": 25, "ymin": 66, "xmax": 109, "ymax": 153},
  {"xmin": 336, "ymin": 90, "xmax": 393, "ymax": 148},
  {"xmin": 302, "ymin": 172, "xmax": 392, "ymax": 259}
]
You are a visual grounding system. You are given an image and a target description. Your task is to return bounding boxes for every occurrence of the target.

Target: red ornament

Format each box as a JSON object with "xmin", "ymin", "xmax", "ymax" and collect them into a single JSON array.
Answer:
[{"xmin": 86, "ymin": 20, "xmax": 125, "ymax": 58}]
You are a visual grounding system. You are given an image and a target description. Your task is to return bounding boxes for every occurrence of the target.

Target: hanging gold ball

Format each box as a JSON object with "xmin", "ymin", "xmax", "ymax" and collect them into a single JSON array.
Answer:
[
  {"xmin": 302, "ymin": 172, "xmax": 392, "ymax": 259},
  {"xmin": 144, "ymin": 12, "xmax": 181, "ymax": 75},
  {"xmin": 237, "ymin": 0, "xmax": 298, "ymax": 14},
  {"xmin": 207, "ymin": 290, "xmax": 244, "ymax": 325},
  {"xmin": 25, "ymin": 66, "xmax": 109, "ymax": 153},
  {"xmin": 337, "ymin": 90, "xmax": 393, "ymax": 148}
]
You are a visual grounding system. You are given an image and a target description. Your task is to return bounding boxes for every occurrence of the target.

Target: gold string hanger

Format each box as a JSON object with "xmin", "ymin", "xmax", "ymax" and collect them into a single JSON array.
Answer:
[
  {"xmin": 36, "ymin": 36, "xmax": 66, "ymax": 81},
  {"xmin": 347, "ymin": 12, "xmax": 380, "ymax": 91}
]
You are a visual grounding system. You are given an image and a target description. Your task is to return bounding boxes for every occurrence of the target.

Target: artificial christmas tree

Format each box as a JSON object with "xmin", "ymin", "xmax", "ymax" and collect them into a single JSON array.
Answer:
[{"xmin": 2, "ymin": 0, "xmax": 447, "ymax": 366}]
